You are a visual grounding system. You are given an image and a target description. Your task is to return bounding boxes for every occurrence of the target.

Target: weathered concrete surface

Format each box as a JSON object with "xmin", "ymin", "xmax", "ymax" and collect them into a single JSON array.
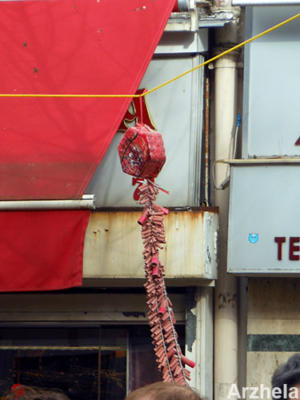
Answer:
[{"xmin": 83, "ymin": 209, "xmax": 218, "ymax": 280}]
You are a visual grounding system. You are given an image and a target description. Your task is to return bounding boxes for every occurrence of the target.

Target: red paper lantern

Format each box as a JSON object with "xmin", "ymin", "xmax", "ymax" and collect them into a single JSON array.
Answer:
[{"xmin": 118, "ymin": 123, "xmax": 166, "ymax": 179}]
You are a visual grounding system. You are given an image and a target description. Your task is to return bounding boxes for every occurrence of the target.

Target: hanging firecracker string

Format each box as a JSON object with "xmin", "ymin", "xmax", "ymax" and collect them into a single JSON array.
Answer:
[
  {"xmin": 136, "ymin": 179, "xmax": 195, "ymax": 384},
  {"xmin": 118, "ymin": 123, "xmax": 195, "ymax": 384}
]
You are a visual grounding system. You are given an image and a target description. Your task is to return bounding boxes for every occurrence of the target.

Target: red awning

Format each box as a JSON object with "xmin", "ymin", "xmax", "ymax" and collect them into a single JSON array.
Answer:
[
  {"xmin": 0, "ymin": 210, "xmax": 90, "ymax": 292},
  {"xmin": 0, "ymin": 0, "xmax": 175, "ymax": 200},
  {"xmin": 0, "ymin": 0, "xmax": 174, "ymax": 292}
]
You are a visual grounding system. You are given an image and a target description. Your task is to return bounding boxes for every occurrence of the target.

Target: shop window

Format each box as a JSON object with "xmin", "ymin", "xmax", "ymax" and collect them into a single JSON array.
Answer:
[{"xmin": 0, "ymin": 325, "xmax": 185, "ymax": 399}]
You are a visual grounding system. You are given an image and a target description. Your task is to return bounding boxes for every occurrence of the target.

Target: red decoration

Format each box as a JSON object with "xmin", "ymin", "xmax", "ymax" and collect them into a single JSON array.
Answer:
[
  {"xmin": 137, "ymin": 180, "xmax": 195, "ymax": 385},
  {"xmin": 119, "ymin": 121, "xmax": 195, "ymax": 385},
  {"xmin": 11, "ymin": 384, "xmax": 25, "ymax": 398},
  {"xmin": 118, "ymin": 123, "xmax": 166, "ymax": 179},
  {"xmin": 118, "ymin": 89, "xmax": 156, "ymax": 131}
]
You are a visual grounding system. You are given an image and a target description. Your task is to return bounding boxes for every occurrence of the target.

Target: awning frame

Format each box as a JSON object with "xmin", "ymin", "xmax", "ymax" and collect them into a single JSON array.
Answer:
[{"xmin": 0, "ymin": 194, "xmax": 95, "ymax": 210}]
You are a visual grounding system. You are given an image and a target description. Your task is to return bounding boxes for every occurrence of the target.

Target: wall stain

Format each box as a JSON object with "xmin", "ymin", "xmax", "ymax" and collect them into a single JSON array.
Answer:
[
  {"xmin": 218, "ymin": 292, "xmax": 237, "ymax": 309},
  {"xmin": 123, "ymin": 311, "xmax": 145, "ymax": 318}
]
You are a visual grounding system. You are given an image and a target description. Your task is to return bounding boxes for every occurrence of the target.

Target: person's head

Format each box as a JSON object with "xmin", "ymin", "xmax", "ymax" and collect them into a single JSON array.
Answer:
[
  {"xmin": 272, "ymin": 354, "xmax": 300, "ymax": 400},
  {"xmin": 3, "ymin": 385, "xmax": 70, "ymax": 400},
  {"xmin": 125, "ymin": 382, "xmax": 201, "ymax": 400}
]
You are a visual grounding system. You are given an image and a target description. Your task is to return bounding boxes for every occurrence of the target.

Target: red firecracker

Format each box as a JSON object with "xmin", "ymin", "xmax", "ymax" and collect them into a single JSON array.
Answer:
[
  {"xmin": 118, "ymin": 123, "xmax": 195, "ymax": 385},
  {"xmin": 118, "ymin": 123, "xmax": 166, "ymax": 179}
]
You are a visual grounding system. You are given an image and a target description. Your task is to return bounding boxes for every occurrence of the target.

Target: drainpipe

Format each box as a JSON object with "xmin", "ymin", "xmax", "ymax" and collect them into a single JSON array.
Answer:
[
  {"xmin": 213, "ymin": 6, "xmax": 240, "ymax": 400},
  {"xmin": 214, "ymin": 53, "xmax": 238, "ymax": 400}
]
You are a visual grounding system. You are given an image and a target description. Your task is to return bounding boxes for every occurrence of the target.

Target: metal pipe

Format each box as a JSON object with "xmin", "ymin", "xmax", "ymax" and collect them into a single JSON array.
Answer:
[
  {"xmin": 0, "ymin": 194, "xmax": 95, "ymax": 210},
  {"xmin": 213, "ymin": 0, "xmax": 240, "ymax": 45},
  {"xmin": 204, "ymin": 76, "xmax": 210, "ymax": 205},
  {"xmin": 214, "ymin": 54, "xmax": 239, "ymax": 400}
]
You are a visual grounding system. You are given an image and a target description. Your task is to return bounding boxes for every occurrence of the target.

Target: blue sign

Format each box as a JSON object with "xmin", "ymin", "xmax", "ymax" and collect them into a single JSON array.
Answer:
[{"xmin": 248, "ymin": 233, "xmax": 259, "ymax": 244}]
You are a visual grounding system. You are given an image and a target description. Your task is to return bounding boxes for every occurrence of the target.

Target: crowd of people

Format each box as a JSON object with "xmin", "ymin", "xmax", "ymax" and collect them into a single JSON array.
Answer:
[
  {"xmin": 4, "ymin": 354, "xmax": 300, "ymax": 400},
  {"xmin": 3, "ymin": 382, "xmax": 201, "ymax": 400}
]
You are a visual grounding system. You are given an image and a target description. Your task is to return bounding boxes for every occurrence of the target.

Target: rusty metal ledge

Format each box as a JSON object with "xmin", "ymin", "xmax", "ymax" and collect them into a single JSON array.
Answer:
[{"xmin": 83, "ymin": 210, "xmax": 218, "ymax": 283}]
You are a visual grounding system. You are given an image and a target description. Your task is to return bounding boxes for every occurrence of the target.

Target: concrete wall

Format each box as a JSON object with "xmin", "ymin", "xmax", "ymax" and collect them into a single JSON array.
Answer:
[
  {"xmin": 246, "ymin": 278, "xmax": 300, "ymax": 399},
  {"xmin": 83, "ymin": 209, "xmax": 218, "ymax": 283}
]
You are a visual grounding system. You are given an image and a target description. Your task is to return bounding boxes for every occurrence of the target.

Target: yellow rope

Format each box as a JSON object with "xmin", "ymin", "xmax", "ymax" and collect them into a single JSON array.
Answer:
[
  {"xmin": 144, "ymin": 12, "xmax": 300, "ymax": 96},
  {"xmin": 0, "ymin": 12, "xmax": 299, "ymax": 99},
  {"xmin": 0, "ymin": 93, "xmax": 140, "ymax": 99}
]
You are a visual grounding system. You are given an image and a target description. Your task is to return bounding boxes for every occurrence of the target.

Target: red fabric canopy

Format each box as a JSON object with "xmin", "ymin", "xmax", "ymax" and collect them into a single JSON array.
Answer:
[
  {"xmin": 0, "ymin": 0, "xmax": 175, "ymax": 200},
  {"xmin": 0, "ymin": 0, "xmax": 174, "ymax": 292},
  {"xmin": 0, "ymin": 210, "xmax": 90, "ymax": 292}
]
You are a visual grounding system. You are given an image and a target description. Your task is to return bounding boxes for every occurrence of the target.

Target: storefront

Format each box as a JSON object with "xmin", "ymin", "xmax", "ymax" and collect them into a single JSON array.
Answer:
[
  {"xmin": 0, "ymin": 0, "xmax": 221, "ymax": 397},
  {"xmin": 0, "ymin": 289, "xmax": 195, "ymax": 399}
]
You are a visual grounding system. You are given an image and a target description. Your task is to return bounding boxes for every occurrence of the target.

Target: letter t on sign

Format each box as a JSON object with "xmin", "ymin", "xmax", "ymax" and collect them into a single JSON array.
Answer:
[{"xmin": 274, "ymin": 237, "xmax": 286, "ymax": 260}]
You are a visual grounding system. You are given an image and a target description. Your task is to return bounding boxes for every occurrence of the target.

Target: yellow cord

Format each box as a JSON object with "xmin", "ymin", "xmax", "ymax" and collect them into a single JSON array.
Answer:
[
  {"xmin": 0, "ymin": 12, "xmax": 299, "ymax": 99},
  {"xmin": 0, "ymin": 93, "xmax": 140, "ymax": 98},
  {"xmin": 144, "ymin": 12, "xmax": 300, "ymax": 96}
]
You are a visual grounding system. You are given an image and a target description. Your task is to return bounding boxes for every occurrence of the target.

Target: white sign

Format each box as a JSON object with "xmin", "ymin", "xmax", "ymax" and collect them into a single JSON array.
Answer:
[{"xmin": 227, "ymin": 165, "xmax": 300, "ymax": 275}]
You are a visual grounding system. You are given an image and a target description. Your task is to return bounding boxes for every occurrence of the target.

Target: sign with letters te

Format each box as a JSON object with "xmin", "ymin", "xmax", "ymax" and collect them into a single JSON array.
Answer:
[{"xmin": 227, "ymin": 164, "xmax": 300, "ymax": 275}]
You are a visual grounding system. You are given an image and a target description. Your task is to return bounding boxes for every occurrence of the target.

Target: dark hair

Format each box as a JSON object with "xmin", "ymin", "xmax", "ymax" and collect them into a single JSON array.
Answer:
[
  {"xmin": 271, "ymin": 354, "xmax": 300, "ymax": 400},
  {"xmin": 125, "ymin": 382, "xmax": 201, "ymax": 400}
]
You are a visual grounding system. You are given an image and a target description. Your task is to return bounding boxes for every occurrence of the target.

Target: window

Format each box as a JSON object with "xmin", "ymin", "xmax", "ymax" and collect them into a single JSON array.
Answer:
[{"xmin": 0, "ymin": 325, "xmax": 185, "ymax": 399}]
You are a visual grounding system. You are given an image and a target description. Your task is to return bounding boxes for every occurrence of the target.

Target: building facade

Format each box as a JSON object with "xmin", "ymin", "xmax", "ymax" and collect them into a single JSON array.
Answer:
[
  {"xmin": 1, "ymin": 1, "xmax": 299, "ymax": 399},
  {"xmin": 0, "ymin": 1, "xmax": 220, "ymax": 399}
]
